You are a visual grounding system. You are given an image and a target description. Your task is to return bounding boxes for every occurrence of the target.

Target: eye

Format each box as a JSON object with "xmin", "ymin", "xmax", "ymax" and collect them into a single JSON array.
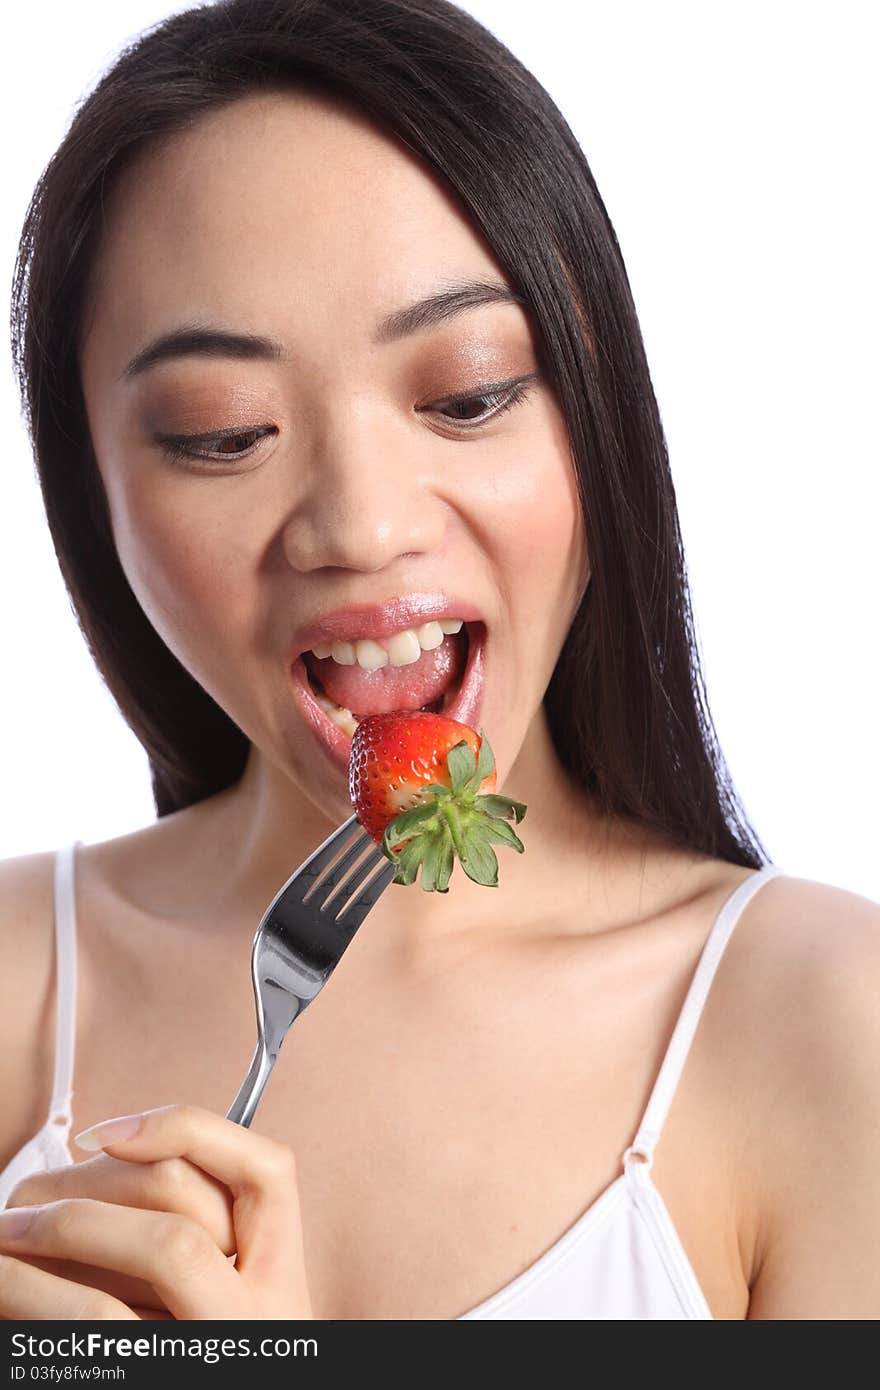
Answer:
[
  {"xmin": 155, "ymin": 425, "xmax": 277, "ymax": 465},
  {"xmin": 424, "ymin": 373, "xmax": 540, "ymax": 432},
  {"xmin": 154, "ymin": 371, "xmax": 540, "ymax": 465}
]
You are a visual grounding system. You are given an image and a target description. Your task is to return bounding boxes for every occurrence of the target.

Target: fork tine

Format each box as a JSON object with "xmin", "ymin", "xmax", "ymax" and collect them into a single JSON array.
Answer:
[
  {"xmin": 332, "ymin": 856, "xmax": 399, "ymax": 927},
  {"xmin": 301, "ymin": 826, "xmax": 378, "ymax": 904},
  {"xmin": 294, "ymin": 813, "xmax": 369, "ymax": 885},
  {"xmin": 319, "ymin": 841, "xmax": 388, "ymax": 913}
]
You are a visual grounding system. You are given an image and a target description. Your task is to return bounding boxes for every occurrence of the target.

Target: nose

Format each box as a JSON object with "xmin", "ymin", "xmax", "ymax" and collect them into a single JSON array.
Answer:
[{"xmin": 280, "ymin": 399, "xmax": 444, "ymax": 575}]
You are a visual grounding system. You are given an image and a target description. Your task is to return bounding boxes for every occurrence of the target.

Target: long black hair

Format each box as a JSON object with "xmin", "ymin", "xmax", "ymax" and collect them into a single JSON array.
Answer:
[{"xmin": 10, "ymin": 0, "xmax": 770, "ymax": 867}]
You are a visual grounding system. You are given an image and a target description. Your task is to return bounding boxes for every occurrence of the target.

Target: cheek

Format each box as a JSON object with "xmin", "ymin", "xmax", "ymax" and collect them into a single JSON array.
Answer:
[
  {"xmin": 482, "ymin": 408, "xmax": 588, "ymax": 599},
  {"xmin": 508, "ymin": 454, "xmax": 584, "ymax": 574},
  {"xmin": 476, "ymin": 405, "xmax": 588, "ymax": 686},
  {"xmin": 103, "ymin": 465, "xmax": 256, "ymax": 672}
]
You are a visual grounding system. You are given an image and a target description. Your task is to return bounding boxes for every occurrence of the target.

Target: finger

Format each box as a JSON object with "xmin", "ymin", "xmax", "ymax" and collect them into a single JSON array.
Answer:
[
  {"xmin": 76, "ymin": 1106, "xmax": 309, "ymax": 1293},
  {"xmin": 0, "ymin": 1200, "xmax": 242, "ymax": 1321},
  {"xmin": 16, "ymin": 1247, "xmax": 235, "ymax": 1317},
  {"xmin": 0, "ymin": 1251, "xmax": 138, "ymax": 1320},
  {"xmin": 12, "ymin": 1251, "xmax": 167, "ymax": 1316},
  {"xmin": 75, "ymin": 1104, "xmax": 291, "ymax": 1191},
  {"xmin": 7, "ymin": 1153, "xmax": 234, "ymax": 1254}
]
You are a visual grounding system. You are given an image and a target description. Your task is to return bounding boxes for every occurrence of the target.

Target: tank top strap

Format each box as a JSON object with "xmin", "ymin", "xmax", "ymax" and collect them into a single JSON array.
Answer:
[
  {"xmin": 47, "ymin": 841, "xmax": 81, "ymax": 1133},
  {"xmin": 623, "ymin": 864, "xmax": 785, "ymax": 1172}
]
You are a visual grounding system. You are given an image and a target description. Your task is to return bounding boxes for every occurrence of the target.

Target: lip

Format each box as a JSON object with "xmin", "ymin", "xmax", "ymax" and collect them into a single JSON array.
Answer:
[
  {"xmin": 289, "ymin": 620, "xmax": 487, "ymax": 776},
  {"xmin": 288, "ymin": 591, "xmax": 486, "ymax": 662}
]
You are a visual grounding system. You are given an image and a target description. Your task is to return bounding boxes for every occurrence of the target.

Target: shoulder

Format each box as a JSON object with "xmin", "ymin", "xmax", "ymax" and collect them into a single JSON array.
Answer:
[
  {"xmin": 720, "ymin": 870, "xmax": 879, "ymax": 1023},
  {"xmin": 741, "ymin": 872, "xmax": 880, "ymax": 1107},
  {"xmin": 0, "ymin": 847, "xmax": 64, "ymax": 1157},
  {"xmin": 0, "ymin": 846, "xmax": 59, "ymax": 985},
  {"xmin": 727, "ymin": 871, "xmax": 880, "ymax": 1317},
  {"xmin": 726, "ymin": 872, "xmax": 879, "ymax": 1054}
]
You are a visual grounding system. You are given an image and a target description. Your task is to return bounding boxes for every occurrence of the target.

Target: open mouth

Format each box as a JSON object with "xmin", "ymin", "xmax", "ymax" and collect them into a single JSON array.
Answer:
[
  {"xmin": 300, "ymin": 621, "xmax": 472, "ymax": 733},
  {"xmin": 291, "ymin": 625, "xmax": 486, "ymax": 778},
  {"xmin": 290, "ymin": 620, "xmax": 486, "ymax": 771},
  {"xmin": 304, "ymin": 663, "xmax": 448, "ymax": 718}
]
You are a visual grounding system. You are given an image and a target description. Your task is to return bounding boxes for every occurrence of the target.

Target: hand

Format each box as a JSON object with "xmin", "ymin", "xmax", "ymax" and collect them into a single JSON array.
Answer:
[{"xmin": 0, "ymin": 1105, "xmax": 313, "ymax": 1319}]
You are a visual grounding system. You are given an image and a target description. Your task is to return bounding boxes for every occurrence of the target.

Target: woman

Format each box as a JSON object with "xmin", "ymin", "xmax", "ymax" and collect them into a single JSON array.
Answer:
[{"xmin": 0, "ymin": 0, "xmax": 877, "ymax": 1320}]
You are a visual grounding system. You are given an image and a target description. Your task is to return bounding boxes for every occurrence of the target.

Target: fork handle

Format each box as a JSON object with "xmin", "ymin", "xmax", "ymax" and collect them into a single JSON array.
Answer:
[{"xmin": 226, "ymin": 1038, "xmax": 276, "ymax": 1128}]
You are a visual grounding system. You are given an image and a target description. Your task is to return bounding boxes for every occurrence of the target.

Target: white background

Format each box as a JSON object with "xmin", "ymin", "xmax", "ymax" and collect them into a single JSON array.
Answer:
[{"xmin": 2, "ymin": 1, "xmax": 877, "ymax": 899}]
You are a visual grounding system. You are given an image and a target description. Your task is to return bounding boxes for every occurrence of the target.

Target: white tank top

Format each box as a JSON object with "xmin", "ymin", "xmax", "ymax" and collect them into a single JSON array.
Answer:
[{"xmin": 0, "ymin": 842, "xmax": 785, "ymax": 1319}]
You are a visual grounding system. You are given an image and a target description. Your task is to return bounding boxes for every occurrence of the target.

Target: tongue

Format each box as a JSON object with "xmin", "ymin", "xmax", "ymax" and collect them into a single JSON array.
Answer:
[{"xmin": 305, "ymin": 629, "xmax": 467, "ymax": 717}]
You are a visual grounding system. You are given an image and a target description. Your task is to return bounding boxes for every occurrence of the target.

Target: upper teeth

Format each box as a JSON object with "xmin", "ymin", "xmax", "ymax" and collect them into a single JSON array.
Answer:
[{"xmin": 309, "ymin": 617, "xmax": 464, "ymax": 669}]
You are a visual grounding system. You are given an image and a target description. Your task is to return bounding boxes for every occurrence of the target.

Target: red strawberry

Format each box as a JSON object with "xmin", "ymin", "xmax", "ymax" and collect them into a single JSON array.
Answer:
[{"xmin": 348, "ymin": 711, "xmax": 527, "ymax": 892}]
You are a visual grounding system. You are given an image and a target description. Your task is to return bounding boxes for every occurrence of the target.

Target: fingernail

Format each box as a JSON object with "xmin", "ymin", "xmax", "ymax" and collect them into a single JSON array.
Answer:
[
  {"xmin": 74, "ymin": 1112, "xmax": 144, "ymax": 1151},
  {"xmin": 0, "ymin": 1206, "xmax": 39, "ymax": 1239}
]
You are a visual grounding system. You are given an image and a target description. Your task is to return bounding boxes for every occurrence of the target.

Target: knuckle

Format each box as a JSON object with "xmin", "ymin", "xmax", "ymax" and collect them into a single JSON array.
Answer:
[
  {"xmin": 258, "ymin": 1140, "xmax": 299, "ymax": 1188},
  {"xmin": 145, "ymin": 1156, "xmax": 191, "ymax": 1202},
  {"xmin": 0, "ymin": 1252, "xmax": 19, "ymax": 1297},
  {"xmin": 40, "ymin": 1199, "xmax": 80, "ymax": 1240},
  {"xmin": 168, "ymin": 1102, "xmax": 203, "ymax": 1127},
  {"xmin": 144, "ymin": 1160, "xmax": 232, "ymax": 1251},
  {"xmin": 152, "ymin": 1102, "xmax": 208, "ymax": 1139},
  {"xmin": 161, "ymin": 1217, "xmax": 213, "ymax": 1278},
  {"xmin": 6, "ymin": 1176, "xmax": 43, "ymax": 1208},
  {"xmin": 71, "ymin": 1289, "xmax": 127, "ymax": 1321}
]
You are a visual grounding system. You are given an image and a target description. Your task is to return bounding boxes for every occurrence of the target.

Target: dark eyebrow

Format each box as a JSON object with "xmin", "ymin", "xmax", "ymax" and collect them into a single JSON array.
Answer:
[
  {"xmin": 372, "ymin": 277, "xmax": 527, "ymax": 343},
  {"xmin": 121, "ymin": 328, "xmax": 286, "ymax": 381},
  {"xmin": 121, "ymin": 278, "xmax": 527, "ymax": 380}
]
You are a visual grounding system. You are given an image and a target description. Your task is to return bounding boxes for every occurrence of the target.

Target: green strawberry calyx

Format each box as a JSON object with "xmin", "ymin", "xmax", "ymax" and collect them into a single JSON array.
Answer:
[{"xmin": 379, "ymin": 729, "xmax": 527, "ymax": 892}]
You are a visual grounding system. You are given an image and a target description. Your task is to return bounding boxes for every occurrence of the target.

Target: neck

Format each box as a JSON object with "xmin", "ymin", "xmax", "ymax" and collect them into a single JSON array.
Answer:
[{"xmin": 182, "ymin": 707, "xmax": 655, "ymax": 959}]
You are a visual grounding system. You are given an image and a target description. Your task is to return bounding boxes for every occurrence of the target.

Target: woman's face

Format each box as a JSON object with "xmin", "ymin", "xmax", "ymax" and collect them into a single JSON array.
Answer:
[{"xmin": 78, "ymin": 90, "xmax": 588, "ymax": 824}]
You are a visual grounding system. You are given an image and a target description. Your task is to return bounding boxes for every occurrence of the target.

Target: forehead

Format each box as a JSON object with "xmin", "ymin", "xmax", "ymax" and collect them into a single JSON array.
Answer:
[{"xmin": 79, "ymin": 89, "xmax": 510, "ymax": 375}]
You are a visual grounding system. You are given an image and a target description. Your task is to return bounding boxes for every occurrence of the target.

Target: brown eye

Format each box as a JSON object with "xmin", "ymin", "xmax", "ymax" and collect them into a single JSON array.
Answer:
[
  {"xmin": 426, "ymin": 374, "xmax": 538, "ymax": 431},
  {"xmin": 442, "ymin": 394, "xmax": 506, "ymax": 422},
  {"xmin": 155, "ymin": 425, "xmax": 277, "ymax": 464},
  {"xmin": 211, "ymin": 430, "xmax": 265, "ymax": 454}
]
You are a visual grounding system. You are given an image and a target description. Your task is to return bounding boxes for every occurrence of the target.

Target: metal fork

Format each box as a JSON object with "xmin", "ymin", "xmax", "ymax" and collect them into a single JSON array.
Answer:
[{"xmin": 226, "ymin": 813, "xmax": 398, "ymax": 1127}]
